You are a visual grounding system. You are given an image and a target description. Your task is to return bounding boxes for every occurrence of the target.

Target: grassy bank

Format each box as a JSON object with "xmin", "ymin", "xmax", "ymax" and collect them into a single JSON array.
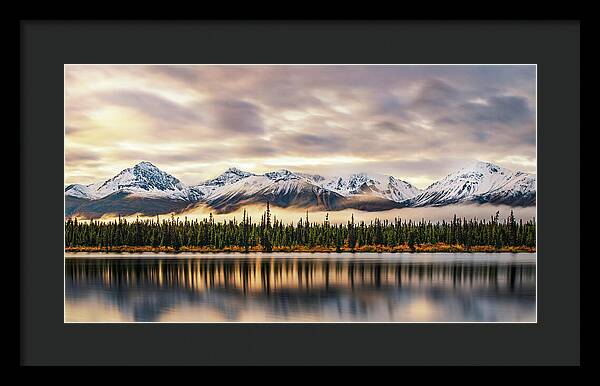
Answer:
[{"xmin": 65, "ymin": 243, "xmax": 535, "ymax": 254}]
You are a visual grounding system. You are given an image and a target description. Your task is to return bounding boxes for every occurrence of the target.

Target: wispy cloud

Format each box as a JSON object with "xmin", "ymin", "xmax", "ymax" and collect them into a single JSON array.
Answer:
[{"xmin": 65, "ymin": 65, "xmax": 536, "ymax": 188}]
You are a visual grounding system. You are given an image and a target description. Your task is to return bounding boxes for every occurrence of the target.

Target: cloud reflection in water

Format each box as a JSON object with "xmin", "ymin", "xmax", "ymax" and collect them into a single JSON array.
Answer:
[{"xmin": 65, "ymin": 253, "xmax": 535, "ymax": 322}]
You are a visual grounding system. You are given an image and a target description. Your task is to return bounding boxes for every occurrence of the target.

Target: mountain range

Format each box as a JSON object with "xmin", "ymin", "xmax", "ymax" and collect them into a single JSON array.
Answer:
[{"xmin": 65, "ymin": 161, "xmax": 536, "ymax": 218}]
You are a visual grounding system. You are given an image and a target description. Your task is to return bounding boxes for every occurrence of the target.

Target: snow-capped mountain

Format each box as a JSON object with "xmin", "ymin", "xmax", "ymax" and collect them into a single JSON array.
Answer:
[
  {"xmin": 476, "ymin": 171, "xmax": 536, "ymax": 206},
  {"xmin": 188, "ymin": 167, "xmax": 256, "ymax": 201},
  {"xmin": 194, "ymin": 169, "xmax": 418, "ymax": 212},
  {"xmin": 198, "ymin": 167, "xmax": 255, "ymax": 188},
  {"xmin": 408, "ymin": 162, "xmax": 536, "ymax": 207},
  {"xmin": 65, "ymin": 161, "xmax": 193, "ymax": 200},
  {"xmin": 65, "ymin": 160, "xmax": 536, "ymax": 218},
  {"xmin": 64, "ymin": 183, "xmax": 97, "ymax": 199},
  {"xmin": 295, "ymin": 172, "xmax": 326, "ymax": 184},
  {"xmin": 199, "ymin": 169, "xmax": 347, "ymax": 212},
  {"xmin": 319, "ymin": 173, "xmax": 422, "ymax": 202}
]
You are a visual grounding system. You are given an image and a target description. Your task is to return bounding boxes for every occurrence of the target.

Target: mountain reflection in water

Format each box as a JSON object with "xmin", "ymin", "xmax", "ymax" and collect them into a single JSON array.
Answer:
[{"xmin": 65, "ymin": 253, "xmax": 536, "ymax": 322}]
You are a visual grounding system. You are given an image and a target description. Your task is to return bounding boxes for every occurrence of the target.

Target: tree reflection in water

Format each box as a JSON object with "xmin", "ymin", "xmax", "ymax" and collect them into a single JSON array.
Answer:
[{"xmin": 65, "ymin": 254, "xmax": 536, "ymax": 322}]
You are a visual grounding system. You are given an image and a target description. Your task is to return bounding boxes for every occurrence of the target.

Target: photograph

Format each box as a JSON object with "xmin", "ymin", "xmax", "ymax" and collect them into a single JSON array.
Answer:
[{"xmin": 64, "ymin": 64, "xmax": 537, "ymax": 323}]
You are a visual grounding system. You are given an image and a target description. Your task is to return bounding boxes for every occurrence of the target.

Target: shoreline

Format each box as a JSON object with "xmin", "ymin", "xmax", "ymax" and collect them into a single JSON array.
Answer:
[{"xmin": 65, "ymin": 244, "xmax": 535, "ymax": 254}]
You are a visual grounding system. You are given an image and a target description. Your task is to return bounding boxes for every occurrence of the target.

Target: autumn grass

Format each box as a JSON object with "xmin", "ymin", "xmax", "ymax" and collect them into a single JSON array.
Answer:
[{"xmin": 65, "ymin": 243, "xmax": 535, "ymax": 254}]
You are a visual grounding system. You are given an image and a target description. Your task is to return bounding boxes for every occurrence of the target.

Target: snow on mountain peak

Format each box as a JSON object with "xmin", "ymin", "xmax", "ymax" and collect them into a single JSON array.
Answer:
[
  {"xmin": 320, "ymin": 172, "xmax": 422, "ymax": 202},
  {"xmin": 296, "ymin": 172, "xmax": 326, "ymax": 183},
  {"xmin": 426, "ymin": 161, "xmax": 510, "ymax": 189},
  {"xmin": 265, "ymin": 169, "xmax": 300, "ymax": 181},
  {"xmin": 199, "ymin": 167, "xmax": 254, "ymax": 188},
  {"xmin": 471, "ymin": 161, "xmax": 510, "ymax": 174},
  {"xmin": 474, "ymin": 160, "xmax": 497, "ymax": 169},
  {"xmin": 134, "ymin": 160, "xmax": 158, "ymax": 168},
  {"xmin": 412, "ymin": 161, "xmax": 534, "ymax": 206},
  {"xmin": 64, "ymin": 184, "xmax": 93, "ymax": 199},
  {"xmin": 98, "ymin": 162, "xmax": 183, "ymax": 192},
  {"xmin": 66, "ymin": 161, "xmax": 535, "ymax": 210},
  {"xmin": 66, "ymin": 161, "xmax": 190, "ymax": 200},
  {"xmin": 224, "ymin": 167, "xmax": 249, "ymax": 175}
]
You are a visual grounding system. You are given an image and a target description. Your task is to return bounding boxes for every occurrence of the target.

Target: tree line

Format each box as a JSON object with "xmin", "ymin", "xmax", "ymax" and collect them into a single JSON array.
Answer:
[{"xmin": 65, "ymin": 203, "xmax": 535, "ymax": 252}]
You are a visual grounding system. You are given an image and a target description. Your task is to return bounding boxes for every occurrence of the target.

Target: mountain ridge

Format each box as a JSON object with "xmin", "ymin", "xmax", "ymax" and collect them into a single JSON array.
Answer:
[{"xmin": 65, "ymin": 160, "xmax": 536, "ymax": 217}]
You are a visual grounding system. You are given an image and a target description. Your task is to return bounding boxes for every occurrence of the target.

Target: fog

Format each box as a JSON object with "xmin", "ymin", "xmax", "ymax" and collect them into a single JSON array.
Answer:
[{"xmin": 80, "ymin": 203, "xmax": 535, "ymax": 225}]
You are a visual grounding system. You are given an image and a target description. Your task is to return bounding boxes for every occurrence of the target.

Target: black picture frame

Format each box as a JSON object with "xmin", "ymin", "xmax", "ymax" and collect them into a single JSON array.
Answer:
[{"xmin": 20, "ymin": 20, "xmax": 580, "ymax": 366}]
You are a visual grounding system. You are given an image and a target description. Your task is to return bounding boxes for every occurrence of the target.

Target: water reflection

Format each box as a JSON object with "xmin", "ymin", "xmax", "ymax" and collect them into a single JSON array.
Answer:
[{"xmin": 65, "ymin": 254, "xmax": 536, "ymax": 322}]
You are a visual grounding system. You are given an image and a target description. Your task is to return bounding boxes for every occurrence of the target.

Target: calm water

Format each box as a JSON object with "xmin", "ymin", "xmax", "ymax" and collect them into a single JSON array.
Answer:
[{"xmin": 65, "ymin": 253, "xmax": 536, "ymax": 323}]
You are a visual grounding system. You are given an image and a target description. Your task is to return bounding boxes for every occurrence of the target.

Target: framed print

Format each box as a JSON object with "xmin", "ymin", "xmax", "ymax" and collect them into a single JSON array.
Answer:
[
  {"xmin": 64, "ymin": 64, "xmax": 537, "ymax": 324},
  {"xmin": 21, "ymin": 20, "xmax": 580, "ymax": 366}
]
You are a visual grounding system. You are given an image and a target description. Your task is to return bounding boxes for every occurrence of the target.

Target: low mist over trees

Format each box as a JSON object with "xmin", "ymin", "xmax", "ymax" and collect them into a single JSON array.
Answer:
[{"xmin": 65, "ymin": 203, "xmax": 535, "ymax": 252}]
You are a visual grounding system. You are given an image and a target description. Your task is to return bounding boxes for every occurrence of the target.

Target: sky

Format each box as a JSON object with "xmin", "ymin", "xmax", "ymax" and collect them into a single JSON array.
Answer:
[{"xmin": 65, "ymin": 65, "xmax": 536, "ymax": 189}]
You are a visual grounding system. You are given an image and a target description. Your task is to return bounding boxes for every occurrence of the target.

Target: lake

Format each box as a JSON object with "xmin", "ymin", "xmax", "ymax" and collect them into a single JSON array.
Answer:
[{"xmin": 65, "ymin": 253, "xmax": 536, "ymax": 323}]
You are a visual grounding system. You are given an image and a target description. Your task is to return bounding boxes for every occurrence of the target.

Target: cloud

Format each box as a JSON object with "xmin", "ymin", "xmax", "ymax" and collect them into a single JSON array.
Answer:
[
  {"xmin": 412, "ymin": 78, "xmax": 460, "ymax": 109},
  {"xmin": 65, "ymin": 65, "xmax": 536, "ymax": 187},
  {"xmin": 281, "ymin": 132, "xmax": 346, "ymax": 151},
  {"xmin": 461, "ymin": 95, "xmax": 533, "ymax": 125},
  {"xmin": 146, "ymin": 66, "xmax": 201, "ymax": 83},
  {"xmin": 65, "ymin": 148, "xmax": 100, "ymax": 165},
  {"xmin": 373, "ymin": 121, "xmax": 407, "ymax": 133},
  {"xmin": 98, "ymin": 90, "xmax": 201, "ymax": 127},
  {"xmin": 202, "ymin": 99, "xmax": 264, "ymax": 136}
]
